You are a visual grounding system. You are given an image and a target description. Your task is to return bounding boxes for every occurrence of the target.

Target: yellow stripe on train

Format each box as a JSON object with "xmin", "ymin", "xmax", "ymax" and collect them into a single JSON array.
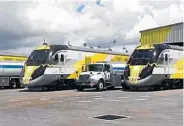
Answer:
[
  {"xmin": 128, "ymin": 65, "xmax": 145, "ymax": 84},
  {"xmin": 170, "ymin": 59, "xmax": 184, "ymax": 79},
  {"xmin": 35, "ymin": 45, "xmax": 50, "ymax": 50},
  {"xmin": 22, "ymin": 66, "xmax": 39, "ymax": 84},
  {"xmin": 0, "ymin": 56, "xmax": 27, "ymax": 61}
]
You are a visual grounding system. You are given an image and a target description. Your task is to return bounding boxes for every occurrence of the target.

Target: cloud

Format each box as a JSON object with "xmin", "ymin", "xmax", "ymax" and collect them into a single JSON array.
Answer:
[
  {"xmin": 0, "ymin": 0, "xmax": 183, "ymax": 56},
  {"xmin": 76, "ymin": 3, "xmax": 85, "ymax": 12},
  {"xmin": 125, "ymin": 14, "xmax": 158, "ymax": 40}
]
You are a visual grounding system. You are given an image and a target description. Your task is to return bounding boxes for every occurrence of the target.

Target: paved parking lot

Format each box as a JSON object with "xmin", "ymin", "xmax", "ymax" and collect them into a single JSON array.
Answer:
[{"xmin": 0, "ymin": 88, "xmax": 183, "ymax": 126}]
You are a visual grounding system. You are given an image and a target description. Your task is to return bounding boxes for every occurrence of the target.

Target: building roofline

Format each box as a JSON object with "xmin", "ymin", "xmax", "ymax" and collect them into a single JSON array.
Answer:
[{"xmin": 139, "ymin": 22, "xmax": 183, "ymax": 33}]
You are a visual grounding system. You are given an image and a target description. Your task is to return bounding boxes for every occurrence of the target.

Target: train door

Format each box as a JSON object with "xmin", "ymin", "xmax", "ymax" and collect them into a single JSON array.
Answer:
[
  {"xmin": 59, "ymin": 54, "xmax": 65, "ymax": 74},
  {"xmin": 54, "ymin": 52, "xmax": 65, "ymax": 77},
  {"xmin": 163, "ymin": 52, "xmax": 170, "ymax": 77}
]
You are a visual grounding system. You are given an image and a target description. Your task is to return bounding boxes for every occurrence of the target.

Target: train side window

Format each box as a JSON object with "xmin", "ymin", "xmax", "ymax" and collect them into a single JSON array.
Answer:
[
  {"xmin": 49, "ymin": 53, "xmax": 59, "ymax": 65},
  {"xmin": 55, "ymin": 54, "xmax": 59, "ymax": 61},
  {"xmin": 157, "ymin": 53, "xmax": 164, "ymax": 64},
  {"xmin": 60, "ymin": 54, "xmax": 64, "ymax": 62}
]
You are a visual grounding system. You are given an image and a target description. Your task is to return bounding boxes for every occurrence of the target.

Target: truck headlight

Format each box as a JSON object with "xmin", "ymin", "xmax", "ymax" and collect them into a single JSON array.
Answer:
[{"xmin": 90, "ymin": 78, "xmax": 95, "ymax": 82}]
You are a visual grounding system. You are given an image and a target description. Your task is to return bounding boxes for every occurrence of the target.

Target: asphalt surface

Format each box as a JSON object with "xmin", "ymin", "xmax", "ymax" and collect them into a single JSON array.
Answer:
[{"xmin": 0, "ymin": 87, "xmax": 183, "ymax": 126}]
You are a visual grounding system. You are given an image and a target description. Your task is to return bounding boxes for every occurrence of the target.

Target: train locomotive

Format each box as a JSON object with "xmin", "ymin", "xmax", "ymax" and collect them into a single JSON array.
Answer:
[
  {"xmin": 20, "ymin": 43, "xmax": 128, "ymax": 90},
  {"xmin": 123, "ymin": 44, "xmax": 184, "ymax": 90}
]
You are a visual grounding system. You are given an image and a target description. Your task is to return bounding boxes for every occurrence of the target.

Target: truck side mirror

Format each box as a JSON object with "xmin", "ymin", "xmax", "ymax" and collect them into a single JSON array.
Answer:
[
  {"xmin": 82, "ymin": 66, "xmax": 85, "ymax": 72},
  {"xmin": 60, "ymin": 54, "xmax": 64, "ymax": 62},
  {"xmin": 54, "ymin": 54, "xmax": 59, "ymax": 61},
  {"xmin": 165, "ymin": 54, "xmax": 168, "ymax": 62},
  {"xmin": 76, "ymin": 71, "xmax": 78, "ymax": 77}
]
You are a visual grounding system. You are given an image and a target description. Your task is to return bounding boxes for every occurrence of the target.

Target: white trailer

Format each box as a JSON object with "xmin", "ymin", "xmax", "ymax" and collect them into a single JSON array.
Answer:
[
  {"xmin": 76, "ymin": 61, "xmax": 126, "ymax": 91},
  {"xmin": 0, "ymin": 53, "xmax": 27, "ymax": 88}
]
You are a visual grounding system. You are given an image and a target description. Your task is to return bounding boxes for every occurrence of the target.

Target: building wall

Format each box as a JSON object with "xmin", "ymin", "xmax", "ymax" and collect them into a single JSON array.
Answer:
[{"xmin": 140, "ymin": 22, "xmax": 183, "ymax": 45}]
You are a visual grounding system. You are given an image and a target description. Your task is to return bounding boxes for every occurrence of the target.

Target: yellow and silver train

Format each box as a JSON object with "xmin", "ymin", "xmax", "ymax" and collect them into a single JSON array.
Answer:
[
  {"xmin": 123, "ymin": 43, "xmax": 184, "ymax": 90},
  {"xmin": 20, "ymin": 43, "xmax": 129, "ymax": 90}
]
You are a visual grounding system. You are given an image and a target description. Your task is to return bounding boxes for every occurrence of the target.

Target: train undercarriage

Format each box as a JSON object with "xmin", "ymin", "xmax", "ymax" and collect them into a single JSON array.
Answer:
[{"xmin": 122, "ymin": 79, "xmax": 183, "ymax": 91}]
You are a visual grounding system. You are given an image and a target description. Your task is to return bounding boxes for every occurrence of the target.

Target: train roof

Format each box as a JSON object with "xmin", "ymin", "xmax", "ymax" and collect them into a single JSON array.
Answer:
[
  {"xmin": 49, "ymin": 45, "xmax": 129, "ymax": 56},
  {"xmin": 168, "ymin": 44, "xmax": 184, "ymax": 51},
  {"xmin": 154, "ymin": 43, "xmax": 184, "ymax": 51}
]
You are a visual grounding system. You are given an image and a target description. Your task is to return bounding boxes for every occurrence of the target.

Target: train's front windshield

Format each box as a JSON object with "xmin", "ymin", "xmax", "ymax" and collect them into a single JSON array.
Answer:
[
  {"xmin": 26, "ymin": 50, "xmax": 50, "ymax": 66},
  {"xmin": 128, "ymin": 49, "xmax": 156, "ymax": 65},
  {"xmin": 87, "ymin": 64, "xmax": 103, "ymax": 72}
]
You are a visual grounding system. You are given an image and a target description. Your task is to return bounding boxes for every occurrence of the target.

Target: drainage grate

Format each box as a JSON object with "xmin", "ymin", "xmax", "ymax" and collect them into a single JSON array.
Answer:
[{"xmin": 94, "ymin": 115, "xmax": 127, "ymax": 120}]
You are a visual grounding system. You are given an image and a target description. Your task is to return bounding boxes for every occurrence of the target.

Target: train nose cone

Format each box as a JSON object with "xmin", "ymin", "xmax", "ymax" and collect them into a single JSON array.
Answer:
[
  {"xmin": 128, "ymin": 65, "xmax": 145, "ymax": 84},
  {"xmin": 22, "ymin": 66, "xmax": 39, "ymax": 84}
]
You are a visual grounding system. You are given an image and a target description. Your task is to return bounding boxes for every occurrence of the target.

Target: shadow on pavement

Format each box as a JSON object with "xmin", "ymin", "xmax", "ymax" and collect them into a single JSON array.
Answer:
[
  {"xmin": 0, "ymin": 87, "xmax": 23, "ymax": 90},
  {"xmin": 121, "ymin": 87, "xmax": 183, "ymax": 92},
  {"xmin": 19, "ymin": 87, "xmax": 75, "ymax": 92},
  {"xmin": 77, "ymin": 87, "xmax": 122, "ymax": 92}
]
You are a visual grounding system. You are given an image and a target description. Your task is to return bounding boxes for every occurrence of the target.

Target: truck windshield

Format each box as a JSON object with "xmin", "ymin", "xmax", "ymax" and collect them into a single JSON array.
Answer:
[
  {"xmin": 87, "ymin": 64, "xmax": 103, "ymax": 72},
  {"xmin": 26, "ymin": 50, "xmax": 50, "ymax": 66},
  {"xmin": 128, "ymin": 49, "xmax": 155, "ymax": 65}
]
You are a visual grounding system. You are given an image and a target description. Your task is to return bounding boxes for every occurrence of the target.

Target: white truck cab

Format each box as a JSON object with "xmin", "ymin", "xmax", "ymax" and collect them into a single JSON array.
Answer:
[{"xmin": 76, "ymin": 62, "xmax": 126, "ymax": 91}]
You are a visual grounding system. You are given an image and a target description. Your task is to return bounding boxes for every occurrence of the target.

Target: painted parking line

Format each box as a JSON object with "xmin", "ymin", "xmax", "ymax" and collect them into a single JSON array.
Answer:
[
  {"xmin": 108, "ymin": 99, "xmax": 120, "ymax": 102},
  {"xmin": 40, "ymin": 98, "xmax": 50, "ymax": 101},
  {"xmin": 139, "ymin": 96, "xmax": 151, "ymax": 98},
  {"xmin": 78, "ymin": 101, "xmax": 92, "ymax": 103},
  {"xmin": 93, "ymin": 96, "xmax": 102, "ymax": 98},
  {"xmin": 49, "ymin": 100, "xmax": 63, "ymax": 103},
  {"xmin": 118, "ymin": 97, "xmax": 129, "ymax": 99},
  {"xmin": 9, "ymin": 99, "xmax": 21, "ymax": 102},
  {"xmin": 21, "ymin": 101, "xmax": 32, "ymax": 104},
  {"xmin": 135, "ymin": 99, "xmax": 148, "ymax": 101},
  {"xmin": 94, "ymin": 98, "xmax": 104, "ymax": 100}
]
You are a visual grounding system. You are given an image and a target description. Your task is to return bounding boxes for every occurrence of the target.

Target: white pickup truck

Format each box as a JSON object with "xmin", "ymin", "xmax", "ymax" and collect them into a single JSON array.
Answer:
[{"xmin": 76, "ymin": 62, "xmax": 126, "ymax": 91}]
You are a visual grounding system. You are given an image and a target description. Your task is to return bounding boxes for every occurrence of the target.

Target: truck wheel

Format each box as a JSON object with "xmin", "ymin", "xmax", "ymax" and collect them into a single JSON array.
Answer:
[
  {"xmin": 10, "ymin": 79, "xmax": 17, "ymax": 89},
  {"xmin": 96, "ymin": 80, "xmax": 104, "ymax": 91}
]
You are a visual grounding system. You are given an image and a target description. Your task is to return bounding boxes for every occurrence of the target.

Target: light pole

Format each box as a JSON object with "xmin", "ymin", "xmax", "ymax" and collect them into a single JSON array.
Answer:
[
  {"xmin": 83, "ymin": 42, "xmax": 87, "ymax": 47},
  {"xmin": 96, "ymin": 39, "xmax": 128, "ymax": 54},
  {"xmin": 108, "ymin": 39, "xmax": 116, "ymax": 51},
  {"xmin": 68, "ymin": 41, "xmax": 71, "ymax": 46},
  {"xmin": 122, "ymin": 46, "xmax": 128, "ymax": 54},
  {"xmin": 83, "ymin": 42, "xmax": 94, "ymax": 49}
]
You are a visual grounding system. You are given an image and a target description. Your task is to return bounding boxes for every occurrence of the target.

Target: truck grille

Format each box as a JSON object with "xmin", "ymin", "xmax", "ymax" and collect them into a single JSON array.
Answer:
[{"xmin": 79, "ymin": 74, "xmax": 90, "ymax": 82}]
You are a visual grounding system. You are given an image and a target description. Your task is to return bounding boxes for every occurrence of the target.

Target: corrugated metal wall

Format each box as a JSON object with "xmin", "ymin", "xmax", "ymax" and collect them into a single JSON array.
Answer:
[{"xmin": 140, "ymin": 22, "xmax": 183, "ymax": 45}]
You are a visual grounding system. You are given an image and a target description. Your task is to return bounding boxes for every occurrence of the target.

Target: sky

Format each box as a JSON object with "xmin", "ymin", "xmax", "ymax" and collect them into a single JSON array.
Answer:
[{"xmin": 0, "ymin": 0, "xmax": 183, "ymax": 56}]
